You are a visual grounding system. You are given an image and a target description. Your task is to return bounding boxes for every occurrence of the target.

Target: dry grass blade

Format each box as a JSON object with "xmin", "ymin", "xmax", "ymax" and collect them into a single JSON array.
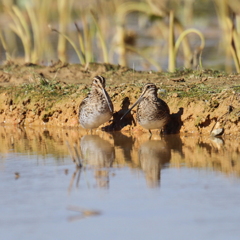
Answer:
[
  {"xmin": 26, "ymin": 4, "xmax": 39, "ymax": 63},
  {"xmin": 125, "ymin": 45, "xmax": 162, "ymax": 71},
  {"xmin": 213, "ymin": 0, "xmax": 240, "ymax": 72},
  {"xmin": 230, "ymin": 28, "xmax": 240, "ymax": 73},
  {"xmin": 74, "ymin": 22, "xmax": 86, "ymax": 63},
  {"xmin": 90, "ymin": 10, "xmax": 109, "ymax": 63},
  {"xmin": 0, "ymin": 30, "xmax": 11, "ymax": 60},
  {"xmin": 81, "ymin": 14, "xmax": 93, "ymax": 65},
  {"xmin": 116, "ymin": 1, "xmax": 153, "ymax": 66},
  {"xmin": 67, "ymin": 205, "xmax": 101, "ymax": 222},
  {"xmin": 168, "ymin": 10, "xmax": 175, "ymax": 72},
  {"xmin": 174, "ymin": 28, "xmax": 205, "ymax": 69},
  {"xmin": 49, "ymin": 25, "xmax": 85, "ymax": 64},
  {"xmin": 57, "ymin": 0, "xmax": 74, "ymax": 62},
  {"xmin": 7, "ymin": 5, "xmax": 32, "ymax": 62}
]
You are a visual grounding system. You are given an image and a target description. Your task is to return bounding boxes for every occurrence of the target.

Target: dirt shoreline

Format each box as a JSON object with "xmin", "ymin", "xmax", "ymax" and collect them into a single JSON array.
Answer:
[{"xmin": 0, "ymin": 62, "xmax": 239, "ymax": 136}]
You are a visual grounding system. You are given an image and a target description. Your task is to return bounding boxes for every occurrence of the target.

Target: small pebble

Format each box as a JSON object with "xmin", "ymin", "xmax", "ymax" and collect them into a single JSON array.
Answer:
[
  {"xmin": 158, "ymin": 89, "xmax": 167, "ymax": 94},
  {"xmin": 15, "ymin": 172, "xmax": 20, "ymax": 179},
  {"xmin": 211, "ymin": 128, "xmax": 224, "ymax": 137},
  {"xmin": 172, "ymin": 93, "xmax": 179, "ymax": 98}
]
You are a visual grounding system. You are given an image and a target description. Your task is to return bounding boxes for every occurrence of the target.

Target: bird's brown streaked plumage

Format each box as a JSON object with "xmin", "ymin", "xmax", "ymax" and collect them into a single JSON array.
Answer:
[
  {"xmin": 79, "ymin": 76, "xmax": 113, "ymax": 129},
  {"xmin": 121, "ymin": 83, "xmax": 170, "ymax": 135}
]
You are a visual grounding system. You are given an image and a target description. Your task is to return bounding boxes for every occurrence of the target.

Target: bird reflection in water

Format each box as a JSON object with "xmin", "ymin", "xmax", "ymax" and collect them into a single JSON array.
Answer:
[
  {"xmin": 80, "ymin": 134, "xmax": 115, "ymax": 188},
  {"xmin": 110, "ymin": 132, "xmax": 134, "ymax": 162},
  {"xmin": 138, "ymin": 138, "xmax": 171, "ymax": 187}
]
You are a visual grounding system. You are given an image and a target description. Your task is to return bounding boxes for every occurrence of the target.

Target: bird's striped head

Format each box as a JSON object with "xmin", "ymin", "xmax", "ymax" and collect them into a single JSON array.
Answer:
[
  {"xmin": 92, "ymin": 75, "xmax": 106, "ymax": 89},
  {"xmin": 120, "ymin": 83, "xmax": 158, "ymax": 121},
  {"xmin": 91, "ymin": 75, "xmax": 113, "ymax": 113},
  {"xmin": 140, "ymin": 83, "xmax": 158, "ymax": 98}
]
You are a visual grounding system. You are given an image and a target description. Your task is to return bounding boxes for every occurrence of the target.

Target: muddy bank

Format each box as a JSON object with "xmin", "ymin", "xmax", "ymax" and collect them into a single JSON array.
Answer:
[{"xmin": 0, "ymin": 62, "xmax": 239, "ymax": 136}]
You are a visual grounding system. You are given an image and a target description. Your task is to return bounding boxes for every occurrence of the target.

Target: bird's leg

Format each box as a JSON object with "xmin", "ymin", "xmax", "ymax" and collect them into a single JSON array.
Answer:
[
  {"xmin": 148, "ymin": 129, "xmax": 152, "ymax": 139},
  {"xmin": 159, "ymin": 128, "xmax": 164, "ymax": 136}
]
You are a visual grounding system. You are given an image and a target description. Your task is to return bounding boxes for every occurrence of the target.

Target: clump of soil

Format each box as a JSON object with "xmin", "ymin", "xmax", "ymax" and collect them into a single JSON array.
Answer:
[{"xmin": 0, "ymin": 61, "xmax": 239, "ymax": 136}]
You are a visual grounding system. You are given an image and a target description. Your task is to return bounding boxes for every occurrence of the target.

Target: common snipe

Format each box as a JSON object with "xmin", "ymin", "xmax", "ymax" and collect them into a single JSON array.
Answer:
[
  {"xmin": 79, "ymin": 76, "xmax": 113, "ymax": 130},
  {"xmin": 121, "ymin": 83, "xmax": 170, "ymax": 135}
]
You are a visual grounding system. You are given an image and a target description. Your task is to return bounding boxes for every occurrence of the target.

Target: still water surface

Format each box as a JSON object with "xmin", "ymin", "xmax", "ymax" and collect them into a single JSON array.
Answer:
[{"xmin": 0, "ymin": 126, "xmax": 240, "ymax": 240}]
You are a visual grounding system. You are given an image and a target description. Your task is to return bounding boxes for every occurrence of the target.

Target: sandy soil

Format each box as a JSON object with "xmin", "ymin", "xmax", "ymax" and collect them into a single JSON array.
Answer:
[{"xmin": 0, "ymin": 61, "xmax": 239, "ymax": 136}]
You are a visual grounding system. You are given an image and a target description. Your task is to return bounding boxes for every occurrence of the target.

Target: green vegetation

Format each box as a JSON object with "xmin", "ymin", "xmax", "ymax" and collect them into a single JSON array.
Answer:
[
  {"xmin": 1, "ymin": 65, "xmax": 237, "ymax": 105},
  {"xmin": 2, "ymin": 78, "xmax": 81, "ymax": 105}
]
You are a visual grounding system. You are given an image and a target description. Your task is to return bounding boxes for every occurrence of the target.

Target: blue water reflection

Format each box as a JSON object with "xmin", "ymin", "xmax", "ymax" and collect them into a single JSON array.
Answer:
[{"xmin": 0, "ymin": 126, "xmax": 239, "ymax": 240}]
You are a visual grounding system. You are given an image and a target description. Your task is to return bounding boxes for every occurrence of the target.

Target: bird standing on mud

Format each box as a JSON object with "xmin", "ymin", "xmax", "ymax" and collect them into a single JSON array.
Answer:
[
  {"xmin": 121, "ymin": 83, "xmax": 170, "ymax": 135},
  {"xmin": 79, "ymin": 76, "xmax": 113, "ymax": 130}
]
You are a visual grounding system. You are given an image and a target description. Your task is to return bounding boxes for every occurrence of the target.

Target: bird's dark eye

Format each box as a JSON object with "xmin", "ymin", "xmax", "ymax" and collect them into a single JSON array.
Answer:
[{"xmin": 147, "ymin": 85, "xmax": 151, "ymax": 89}]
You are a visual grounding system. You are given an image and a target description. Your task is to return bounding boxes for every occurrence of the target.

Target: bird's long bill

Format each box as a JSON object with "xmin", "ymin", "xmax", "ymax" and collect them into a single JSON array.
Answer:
[
  {"xmin": 120, "ymin": 96, "xmax": 143, "ymax": 120},
  {"xmin": 102, "ymin": 88, "xmax": 113, "ymax": 113}
]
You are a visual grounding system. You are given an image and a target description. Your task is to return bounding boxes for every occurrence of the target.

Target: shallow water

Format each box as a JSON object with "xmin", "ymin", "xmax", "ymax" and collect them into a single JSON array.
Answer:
[{"xmin": 0, "ymin": 126, "xmax": 240, "ymax": 240}]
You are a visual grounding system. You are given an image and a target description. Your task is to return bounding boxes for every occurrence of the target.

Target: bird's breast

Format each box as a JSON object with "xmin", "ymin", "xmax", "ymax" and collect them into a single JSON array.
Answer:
[{"xmin": 136, "ymin": 98, "xmax": 169, "ymax": 130}]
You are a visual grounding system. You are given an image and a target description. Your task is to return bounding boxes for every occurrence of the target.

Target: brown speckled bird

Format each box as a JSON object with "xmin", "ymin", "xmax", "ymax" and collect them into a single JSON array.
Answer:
[
  {"xmin": 79, "ymin": 76, "xmax": 113, "ymax": 130},
  {"xmin": 121, "ymin": 83, "xmax": 170, "ymax": 135}
]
